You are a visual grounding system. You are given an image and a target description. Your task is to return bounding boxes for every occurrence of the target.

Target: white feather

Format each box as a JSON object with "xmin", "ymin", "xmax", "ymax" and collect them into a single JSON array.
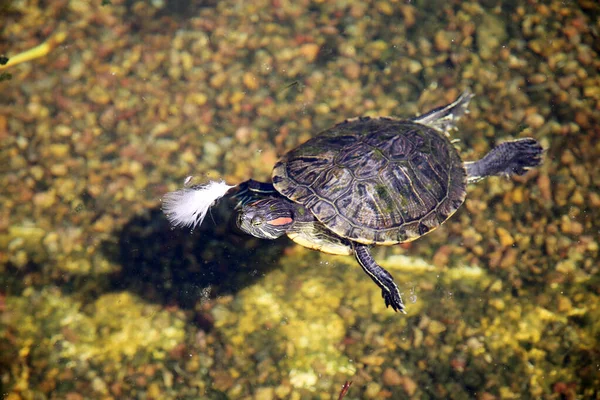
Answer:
[{"xmin": 161, "ymin": 180, "xmax": 235, "ymax": 229}]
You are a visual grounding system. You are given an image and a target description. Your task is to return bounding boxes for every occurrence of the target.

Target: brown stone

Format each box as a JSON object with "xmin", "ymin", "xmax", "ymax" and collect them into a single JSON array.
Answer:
[{"xmin": 382, "ymin": 368, "xmax": 403, "ymax": 386}]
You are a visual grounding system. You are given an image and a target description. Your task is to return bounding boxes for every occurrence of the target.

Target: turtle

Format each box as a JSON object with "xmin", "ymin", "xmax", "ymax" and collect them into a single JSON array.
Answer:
[{"xmin": 162, "ymin": 90, "xmax": 543, "ymax": 313}]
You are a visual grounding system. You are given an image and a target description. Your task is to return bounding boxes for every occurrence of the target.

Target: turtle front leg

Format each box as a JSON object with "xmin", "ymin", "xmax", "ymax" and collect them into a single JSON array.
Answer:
[{"xmin": 354, "ymin": 244, "xmax": 406, "ymax": 314}]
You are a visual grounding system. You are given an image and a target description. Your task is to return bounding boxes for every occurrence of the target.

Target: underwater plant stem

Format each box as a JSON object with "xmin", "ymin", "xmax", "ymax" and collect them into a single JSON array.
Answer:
[{"xmin": 0, "ymin": 29, "xmax": 67, "ymax": 71}]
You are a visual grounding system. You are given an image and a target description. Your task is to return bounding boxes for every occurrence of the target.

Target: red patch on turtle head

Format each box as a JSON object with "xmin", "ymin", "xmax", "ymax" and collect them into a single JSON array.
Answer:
[{"xmin": 268, "ymin": 217, "xmax": 293, "ymax": 226}]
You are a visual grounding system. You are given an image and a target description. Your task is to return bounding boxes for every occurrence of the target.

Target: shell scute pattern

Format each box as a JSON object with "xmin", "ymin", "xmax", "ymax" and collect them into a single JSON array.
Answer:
[
  {"xmin": 272, "ymin": 117, "xmax": 467, "ymax": 245},
  {"xmin": 311, "ymin": 166, "xmax": 354, "ymax": 199},
  {"xmin": 366, "ymin": 129, "xmax": 421, "ymax": 161},
  {"xmin": 336, "ymin": 142, "xmax": 388, "ymax": 180}
]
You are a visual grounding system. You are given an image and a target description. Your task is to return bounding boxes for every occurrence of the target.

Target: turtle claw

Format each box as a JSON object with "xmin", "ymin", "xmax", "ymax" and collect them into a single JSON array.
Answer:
[
  {"xmin": 355, "ymin": 244, "xmax": 408, "ymax": 314},
  {"xmin": 466, "ymin": 138, "xmax": 543, "ymax": 182},
  {"xmin": 383, "ymin": 288, "xmax": 407, "ymax": 314}
]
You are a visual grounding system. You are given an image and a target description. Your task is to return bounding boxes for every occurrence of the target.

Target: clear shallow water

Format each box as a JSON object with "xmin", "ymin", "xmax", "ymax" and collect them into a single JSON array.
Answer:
[{"xmin": 0, "ymin": 0, "xmax": 598, "ymax": 399}]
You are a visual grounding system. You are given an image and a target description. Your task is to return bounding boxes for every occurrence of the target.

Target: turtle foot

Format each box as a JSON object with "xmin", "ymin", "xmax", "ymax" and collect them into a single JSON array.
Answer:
[
  {"xmin": 466, "ymin": 138, "xmax": 543, "ymax": 182},
  {"xmin": 383, "ymin": 288, "xmax": 407, "ymax": 314},
  {"xmin": 355, "ymin": 244, "xmax": 408, "ymax": 314}
]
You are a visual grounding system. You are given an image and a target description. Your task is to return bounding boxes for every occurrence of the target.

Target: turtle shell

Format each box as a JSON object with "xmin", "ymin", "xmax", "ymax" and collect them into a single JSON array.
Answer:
[{"xmin": 272, "ymin": 117, "xmax": 467, "ymax": 245}]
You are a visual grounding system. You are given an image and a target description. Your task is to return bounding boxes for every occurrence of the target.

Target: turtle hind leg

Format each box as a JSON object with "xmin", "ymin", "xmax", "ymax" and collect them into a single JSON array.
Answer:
[
  {"xmin": 354, "ymin": 244, "xmax": 406, "ymax": 314},
  {"xmin": 465, "ymin": 138, "xmax": 543, "ymax": 183},
  {"xmin": 411, "ymin": 90, "xmax": 474, "ymax": 135}
]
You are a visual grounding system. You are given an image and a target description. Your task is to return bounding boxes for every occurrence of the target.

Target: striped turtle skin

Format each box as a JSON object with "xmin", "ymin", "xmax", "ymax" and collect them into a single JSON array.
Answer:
[{"xmin": 272, "ymin": 116, "xmax": 467, "ymax": 245}]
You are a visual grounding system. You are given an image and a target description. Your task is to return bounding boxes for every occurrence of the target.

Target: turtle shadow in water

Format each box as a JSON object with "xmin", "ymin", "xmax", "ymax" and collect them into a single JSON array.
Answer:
[{"xmin": 102, "ymin": 199, "xmax": 288, "ymax": 313}]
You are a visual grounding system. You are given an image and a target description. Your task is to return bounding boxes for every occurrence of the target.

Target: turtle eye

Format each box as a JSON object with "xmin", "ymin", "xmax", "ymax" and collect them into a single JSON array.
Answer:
[{"xmin": 251, "ymin": 216, "xmax": 264, "ymax": 226}]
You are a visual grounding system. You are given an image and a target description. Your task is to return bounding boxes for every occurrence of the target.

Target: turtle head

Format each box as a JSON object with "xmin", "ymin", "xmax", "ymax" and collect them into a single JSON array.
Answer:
[{"xmin": 237, "ymin": 198, "xmax": 294, "ymax": 240}]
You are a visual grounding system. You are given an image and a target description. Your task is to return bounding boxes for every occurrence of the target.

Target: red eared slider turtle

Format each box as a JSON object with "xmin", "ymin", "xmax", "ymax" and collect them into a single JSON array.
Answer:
[{"xmin": 162, "ymin": 90, "xmax": 543, "ymax": 313}]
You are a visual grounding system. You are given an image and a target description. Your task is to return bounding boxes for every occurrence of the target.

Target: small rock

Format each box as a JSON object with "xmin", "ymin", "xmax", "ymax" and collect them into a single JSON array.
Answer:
[
  {"xmin": 155, "ymin": 139, "xmax": 179, "ymax": 154},
  {"xmin": 87, "ymin": 86, "xmax": 111, "ymax": 105},
  {"xmin": 528, "ymin": 73, "xmax": 547, "ymax": 84},
  {"xmin": 360, "ymin": 354, "xmax": 385, "ymax": 366},
  {"xmin": 555, "ymin": 259, "xmax": 575, "ymax": 274},
  {"xmin": 243, "ymin": 72, "xmax": 259, "ymax": 90},
  {"xmin": 489, "ymin": 279, "xmax": 503, "ymax": 292},
  {"xmin": 467, "ymin": 336, "xmax": 484, "ymax": 350},
  {"xmin": 11, "ymin": 250, "xmax": 29, "ymax": 268},
  {"xmin": 560, "ymin": 149, "xmax": 576, "ymax": 165},
  {"xmin": 560, "ymin": 215, "xmax": 583, "ymax": 235},
  {"xmin": 210, "ymin": 72, "xmax": 228, "ymax": 89},
  {"xmin": 254, "ymin": 387, "xmax": 274, "ymax": 400},
  {"xmin": 92, "ymin": 377, "xmax": 108, "ymax": 395},
  {"xmin": 499, "ymin": 248, "xmax": 518, "ymax": 269},
  {"xmin": 343, "ymin": 62, "xmax": 361, "ymax": 80},
  {"xmin": 235, "ymin": 126, "xmax": 252, "ymax": 144},
  {"xmin": 401, "ymin": 376, "xmax": 418, "ymax": 396},
  {"xmin": 364, "ymin": 382, "xmax": 381, "ymax": 398},
  {"xmin": 188, "ymin": 92, "xmax": 208, "ymax": 106},
  {"xmin": 589, "ymin": 192, "xmax": 600, "ymax": 207},
  {"xmin": 65, "ymin": 392, "xmax": 84, "ymax": 400},
  {"xmin": 30, "ymin": 165, "xmax": 44, "ymax": 180},
  {"xmin": 528, "ymin": 39, "xmax": 544, "ymax": 55},
  {"xmin": 570, "ymin": 190, "xmax": 584, "ymax": 206},
  {"xmin": 48, "ymin": 143, "xmax": 70, "ymax": 158},
  {"xmin": 406, "ymin": 60, "xmax": 422, "ymax": 74},
  {"xmin": 427, "ymin": 320, "xmax": 446, "ymax": 335},
  {"xmin": 496, "ymin": 227, "xmax": 515, "ymax": 248},
  {"xmin": 315, "ymin": 103, "xmax": 330, "ymax": 114},
  {"xmin": 434, "ymin": 30, "xmax": 451, "ymax": 51},
  {"xmin": 50, "ymin": 164, "xmax": 68, "ymax": 176},
  {"xmin": 557, "ymin": 296, "xmax": 572, "ymax": 313},
  {"xmin": 432, "ymin": 245, "xmax": 451, "ymax": 267},
  {"xmin": 274, "ymin": 384, "xmax": 291, "ymax": 398},
  {"xmin": 489, "ymin": 298, "xmax": 505, "ymax": 311},
  {"xmin": 147, "ymin": 383, "xmax": 161, "ymax": 399},
  {"xmin": 33, "ymin": 190, "xmax": 57, "ymax": 209},
  {"xmin": 150, "ymin": 123, "xmax": 170, "ymax": 137},
  {"xmin": 300, "ymin": 43, "xmax": 320, "ymax": 62},
  {"xmin": 0, "ymin": 120, "xmax": 7, "ymax": 142},
  {"xmin": 99, "ymin": 107, "xmax": 117, "ymax": 129},
  {"xmin": 69, "ymin": 61, "xmax": 85, "ymax": 79},
  {"xmin": 478, "ymin": 392, "xmax": 497, "ymax": 400},
  {"xmin": 375, "ymin": 1, "xmax": 393, "ymax": 16},
  {"xmin": 382, "ymin": 368, "xmax": 403, "ymax": 386},
  {"xmin": 413, "ymin": 327, "xmax": 423, "ymax": 347},
  {"xmin": 537, "ymin": 173, "xmax": 552, "ymax": 202},
  {"xmin": 574, "ymin": 110, "xmax": 590, "ymax": 129},
  {"xmin": 525, "ymin": 113, "xmax": 545, "ymax": 129},
  {"xmin": 55, "ymin": 125, "xmax": 72, "ymax": 137},
  {"xmin": 230, "ymin": 91, "xmax": 245, "ymax": 104},
  {"xmin": 400, "ymin": 5, "xmax": 416, "ymax": 27}
]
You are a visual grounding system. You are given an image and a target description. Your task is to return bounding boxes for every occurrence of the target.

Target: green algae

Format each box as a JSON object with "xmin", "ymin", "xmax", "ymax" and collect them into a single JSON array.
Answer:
[
  {"xmin": 212, "ymin": 251, "xmax": 355, "ymax": 390},
  {"xmin": 5, "ymin": 288, "xmax": 186, "ymax": 364},
  {"xmin": 208, "ymin": 247, "xmax": 600, "ymax": 396}
]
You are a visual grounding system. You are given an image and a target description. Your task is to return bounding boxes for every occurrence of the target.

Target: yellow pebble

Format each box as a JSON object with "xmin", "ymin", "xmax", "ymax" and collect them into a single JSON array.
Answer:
[
  {"xmin": 496, "ymin": 227, "xmax": 515, "ymax": 247},
  {"xmin": 50, "ymin": 164, "xmax": 68, "ymax": 176},
  {"xmin": 243, "ymin": 72, "xmax": 259, "ymax": 90},
  {"xmin": 48, "ymin": 143, "xmax": 70, "ymax": 158},
  {"xmin": 230, "ymin": 91, "xmax": 245, "ymax": 104},
  {"xmin": 300, "ymin": 43, "xmax": 320, "ymax": 62},
  {"xmin": 189, "ymin": 93, "xmax": 207, "ymax": 106},
  {"xmin": 376, "ymin": 1, "xmax": 393, "ymax": 15},
  {"xmin": 511, "ymin": 186, "xmax": 524, "ymax": 203}
]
